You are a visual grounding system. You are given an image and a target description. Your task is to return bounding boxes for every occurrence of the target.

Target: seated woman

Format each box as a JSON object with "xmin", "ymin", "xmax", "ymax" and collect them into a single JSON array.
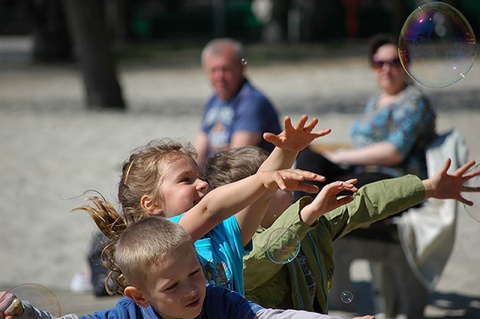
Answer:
[
  {"xmin": 294, "ymin": 33, "xmax": 437, "ymax": 238},
  {"xmin": 293, "ymin": 33, "xmax": 438, "ymax": 318}
]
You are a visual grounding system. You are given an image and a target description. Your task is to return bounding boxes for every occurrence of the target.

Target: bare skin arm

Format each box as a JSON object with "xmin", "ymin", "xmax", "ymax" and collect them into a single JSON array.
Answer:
[
  {"xmin": 194, "ymin": 132, "xmax": 210, "ymax": 168},
  {"xmin": 180, "ymin": 168, "xmax": 324, "ymax": 241},
  {"xmin": 230, "ymin": 131, "xmax": 263, "ymax": 148},
  {"xmin": 235, "ymin": 115, "xmax": 332, "ymax": 245},
  {"xmin": 323, "ymin": 141, "xmax": 403, "ymax": 166}
]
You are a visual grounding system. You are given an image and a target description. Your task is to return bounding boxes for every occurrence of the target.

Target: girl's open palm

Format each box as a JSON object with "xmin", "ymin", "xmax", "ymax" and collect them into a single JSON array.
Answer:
[
  {"xmin": 263, "ymin": 115, "xmax": 331, "ymax": 152},
  {"xmin": 424, "ymin": 159, "xmax": 480, "ymax": 205}
]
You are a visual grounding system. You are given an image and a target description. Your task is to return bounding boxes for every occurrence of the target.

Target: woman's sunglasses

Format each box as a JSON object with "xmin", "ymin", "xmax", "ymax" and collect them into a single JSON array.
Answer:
[{"xmin": 372, "ymin": 58, "xmax": 402, "ymax": 70}]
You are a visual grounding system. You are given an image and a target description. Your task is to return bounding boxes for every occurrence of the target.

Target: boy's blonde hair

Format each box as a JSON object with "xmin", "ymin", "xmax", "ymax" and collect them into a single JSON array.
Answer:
[
  {"xmin": 203, "ymin": 146, "xmax": 269, "ymax": 190},
  {"xmin": 116, "ymin": 216, "xmax": 192, "ymax": 290}
]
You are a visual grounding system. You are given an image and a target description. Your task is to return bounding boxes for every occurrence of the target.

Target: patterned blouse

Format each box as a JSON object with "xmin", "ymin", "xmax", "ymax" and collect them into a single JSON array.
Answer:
[{"xmin": 350, "ymin": 84, "xmax": 437, "ymax": 178}]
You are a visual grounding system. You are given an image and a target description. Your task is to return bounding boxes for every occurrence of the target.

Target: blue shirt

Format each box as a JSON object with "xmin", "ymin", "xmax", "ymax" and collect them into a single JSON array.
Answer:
[
  {"xmin": 350, "ymin": 85, "xmax": 436, "ymax": 178},
  {"xmin": 81, "ymin": 286, "xmax": 263, "ymax": 319},
  {"xmin": 201, "ymin": 80, "xmax": 281, "ymax": 155},
  {"xmin": 169, "ymin": 214, "xmax": 252, "ymax": 295}
]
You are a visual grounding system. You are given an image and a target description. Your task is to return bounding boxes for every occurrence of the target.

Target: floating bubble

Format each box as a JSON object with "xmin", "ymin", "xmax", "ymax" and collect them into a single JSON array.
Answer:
[
  {"xmin": 266, "ymin": 227, "xmax": 301, "ymax": 264},
  {"xmin": 241, "ymin": 58, "xmax": 248, "ymax": 65},
  {"xmin": 463, "ymin": 163, "xmax": 480, "ymax": 222},
  {"xmin": 398, "ymin": 2, "xmax": 476, "ymax": 88},
  {"xmin": 0, "ymin": 284, "xmax": 61, "ymax": 317},
  {"xmin": 340, "ymin": 290, "xmax": 354, "ymax": 304}
]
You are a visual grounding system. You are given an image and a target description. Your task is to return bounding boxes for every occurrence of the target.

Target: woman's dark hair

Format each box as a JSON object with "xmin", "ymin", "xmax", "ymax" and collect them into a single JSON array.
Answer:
[{"xmin": 368, "ymin": 34, "xmax": 398, "ymax": 66}]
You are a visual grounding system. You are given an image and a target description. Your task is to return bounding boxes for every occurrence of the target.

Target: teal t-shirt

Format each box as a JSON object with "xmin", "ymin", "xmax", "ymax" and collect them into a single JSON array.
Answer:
[{"xmin": 169, "ymin": 214, "xmax": 252, "ymax": 295}]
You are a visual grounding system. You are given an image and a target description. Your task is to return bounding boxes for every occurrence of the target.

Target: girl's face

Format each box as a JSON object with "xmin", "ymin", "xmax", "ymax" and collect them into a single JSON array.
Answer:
[
  {"xmin": 372, "ymin": 43, "xmax": 408, "ymax": 95},
  {"xmin": 156, "ymin": 156, "xmax": 209, "ymax": 218},
  {"xmin": 143, "ymin": 242, "xmax": 207, "ymax": 319}
]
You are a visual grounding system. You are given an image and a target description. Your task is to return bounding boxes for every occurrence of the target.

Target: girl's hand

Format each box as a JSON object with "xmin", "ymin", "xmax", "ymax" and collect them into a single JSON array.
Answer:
[
  {"xmin": 263, "ymin": 115, "xmax": 331, "ymax": 152},
  {"xmin": 260, "ymin": 169, "xmax": 325, "ymax": 193}
]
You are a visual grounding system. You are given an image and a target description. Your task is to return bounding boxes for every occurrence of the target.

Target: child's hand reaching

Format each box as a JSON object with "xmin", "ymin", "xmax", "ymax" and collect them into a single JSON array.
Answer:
[
  {"xmin": 299, "ymin": 179, "xmax": 358, "ymax": 226},
  {"xmin": 259, "ymin": 169, "xmax": 325, "ymax": 194},
  {"xmin": 263, "ymin": 115, "xmax": 331, "ymax": 152},
  {"xmin": 423, "ymin": 158, "xmax": 480, "ymax": 204},
  {"xmin": 0, "ymin": 292, "xmax": 23, "ymax": 319}
]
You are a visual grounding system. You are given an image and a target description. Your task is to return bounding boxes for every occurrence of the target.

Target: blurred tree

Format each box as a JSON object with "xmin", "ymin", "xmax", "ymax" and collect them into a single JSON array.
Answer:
[
  {"xmin": 26, "ymin": 0, "xmax": 71, "ymax": 61},
  {"xmin": 63, "ymin": 0, "xmax": 125, "ymax": 110}
]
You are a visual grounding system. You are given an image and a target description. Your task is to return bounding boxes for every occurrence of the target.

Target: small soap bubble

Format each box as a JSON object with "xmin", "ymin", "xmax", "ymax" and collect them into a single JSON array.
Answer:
[
  {"xmin": 398, "ymin": 2, "xmax": 476, "ymax": 88},
  {"xmin": 266, "ymin": 227, "xmax": 301, "ymax": 264},
  {"xmin": 463, "ymin": 163, "xmax": 480, "ymax": 223},
  {"xmin": 241, "ymin": 58, "xmax": 248, "ymax": 65},
  {"xmin": 0, "ymin": 284, "xmax": 61, "ymax": 317},
  {"xmin": 341, "ymin": 290, "xmax": 354, "ymax": 304}
]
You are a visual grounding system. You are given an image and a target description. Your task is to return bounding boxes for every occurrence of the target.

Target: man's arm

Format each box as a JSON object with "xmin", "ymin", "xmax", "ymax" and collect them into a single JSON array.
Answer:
[
  {"xmin": 230, "ymin": 131, "xmax": 263, "ymax": 149},
  {"xmin": 194, "ymin": 131, "xmax": 210, "ymax": 167}
]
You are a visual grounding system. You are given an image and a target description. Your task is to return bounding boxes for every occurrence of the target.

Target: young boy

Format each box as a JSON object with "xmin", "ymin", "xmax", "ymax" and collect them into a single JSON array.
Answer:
[
  {"xmin": 0, "ymin": 217, "xmax": 375, "ymax": 319},
  {"xmin": 203, "ymin": 146, "xmax": 480, "ymax": 314}
]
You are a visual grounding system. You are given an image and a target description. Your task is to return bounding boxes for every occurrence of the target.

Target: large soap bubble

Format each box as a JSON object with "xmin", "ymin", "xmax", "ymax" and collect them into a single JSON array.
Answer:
[
  {"xmin": 398, "ymin": 2, "xmax": 476, "ymax": 88},
  {"xmin": 463, "ymin": 163, "xmax": 480, "ymax": 223}
]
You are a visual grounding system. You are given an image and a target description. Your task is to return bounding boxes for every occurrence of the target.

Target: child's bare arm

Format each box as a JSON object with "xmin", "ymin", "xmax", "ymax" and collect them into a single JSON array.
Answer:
[
  {"xmin": 235, "ymin": 115, "xmax": 330, "ymax": 245},
  {"xmin": 179, "ymin": 169, "xmax": 324, "ymax": 240}
]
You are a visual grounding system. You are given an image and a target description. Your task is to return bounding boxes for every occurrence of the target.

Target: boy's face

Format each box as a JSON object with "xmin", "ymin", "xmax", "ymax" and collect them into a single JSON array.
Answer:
[
  {"xmin": 156, "ymin": 156, "xmax": 209, "ymax": 218},
  {"xmin": 143, "ymin": 241, "xmax": 207, "ymax": 319}
]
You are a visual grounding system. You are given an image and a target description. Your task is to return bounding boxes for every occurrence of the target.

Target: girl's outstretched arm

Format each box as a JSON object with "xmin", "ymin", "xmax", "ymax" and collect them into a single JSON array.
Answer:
[
  {"xmin": 179, "ymin": 169, "xmax": 323, "ymax": 240},
  {"xmin": 236, "ymin": 115, "xmax": 330, "ymax": 245}
]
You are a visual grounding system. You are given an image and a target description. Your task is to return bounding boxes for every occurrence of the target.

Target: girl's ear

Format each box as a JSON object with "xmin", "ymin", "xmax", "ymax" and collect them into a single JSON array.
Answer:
[
  {"xmin": 124, "ymin": 286, "xmax": 151, "ymax": 308},
  {"xmin": 140, "ymin": 195, "xmax": 163, "ymax": 216}
]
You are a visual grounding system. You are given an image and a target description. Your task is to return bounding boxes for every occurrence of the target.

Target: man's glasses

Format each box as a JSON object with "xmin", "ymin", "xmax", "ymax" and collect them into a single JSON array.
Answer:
[{"xmin": 372, "ymin": 58, "xmax": 402, "ymax": 70}]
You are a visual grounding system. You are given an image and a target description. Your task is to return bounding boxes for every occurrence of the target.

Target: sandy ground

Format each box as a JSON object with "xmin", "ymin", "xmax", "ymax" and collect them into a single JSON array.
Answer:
[{"xmin": 1, "ymin": 36, "xmax": 480, "ymax": 318}]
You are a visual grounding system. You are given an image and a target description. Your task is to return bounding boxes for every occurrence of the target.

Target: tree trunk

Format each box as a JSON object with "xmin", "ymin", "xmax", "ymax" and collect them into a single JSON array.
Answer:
[
  {"xmin": 63, "ymin": 0, "xmax": 125, "ymax": 110},
  {"xmin": 26, "ymin": 0, "xmax": 72, "ymax": 61}
]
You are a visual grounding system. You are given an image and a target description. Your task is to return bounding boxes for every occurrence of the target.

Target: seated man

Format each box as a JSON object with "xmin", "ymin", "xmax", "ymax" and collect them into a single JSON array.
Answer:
[{"xmin": 195, "ymin": 37, "xmax": 281, "ymax": 167}]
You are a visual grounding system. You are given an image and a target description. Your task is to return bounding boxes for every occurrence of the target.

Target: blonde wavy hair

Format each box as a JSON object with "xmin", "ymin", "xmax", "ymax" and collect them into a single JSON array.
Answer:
[{"xmin": 73, "ymin": 138, "xmax": 197, "ymax": 294}]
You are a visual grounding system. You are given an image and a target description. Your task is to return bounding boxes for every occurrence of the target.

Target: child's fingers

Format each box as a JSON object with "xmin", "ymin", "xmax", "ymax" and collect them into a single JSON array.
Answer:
[
  {"xmin": 0, "ymin": 293, "xmax": 13, "ymax": 312},
  {"xmin": 293, "ymin": 115, "xmax": 308, "ymax": 130},
  {"xmin": 457, "ymin": 194, "xmax": 473, "ymax": 206},
  {"xmin": 302, "ymin": 117, "xmax": 319, "ymax": 133},
  {"xmin": 294, "ymin": 183, "xmax": 320, "ymax": 194},
  {"xmin": 312, "ymin": 128, "xmax": 331, "ymax": 138},
  {"xmin": 342, "ymin": 178, "xmax": 358, "ymax": 185},
  {"xmin": 290, "ymin": 169, "xmax": 325, "ymax": 182},
  {"xmin": 4, "ymin": 299, "xmax": 22, "ymax": 317},
  {"xmin": 283, "ymin": 116, "xmax": 295, "ymax": 133},
  {"xmin": 262, "ymin": 132, "xmax": 277, "ymax": 143},
  {"xmin": 335, "ymin": 195, "xmax": 355, "ymax": 206}
]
